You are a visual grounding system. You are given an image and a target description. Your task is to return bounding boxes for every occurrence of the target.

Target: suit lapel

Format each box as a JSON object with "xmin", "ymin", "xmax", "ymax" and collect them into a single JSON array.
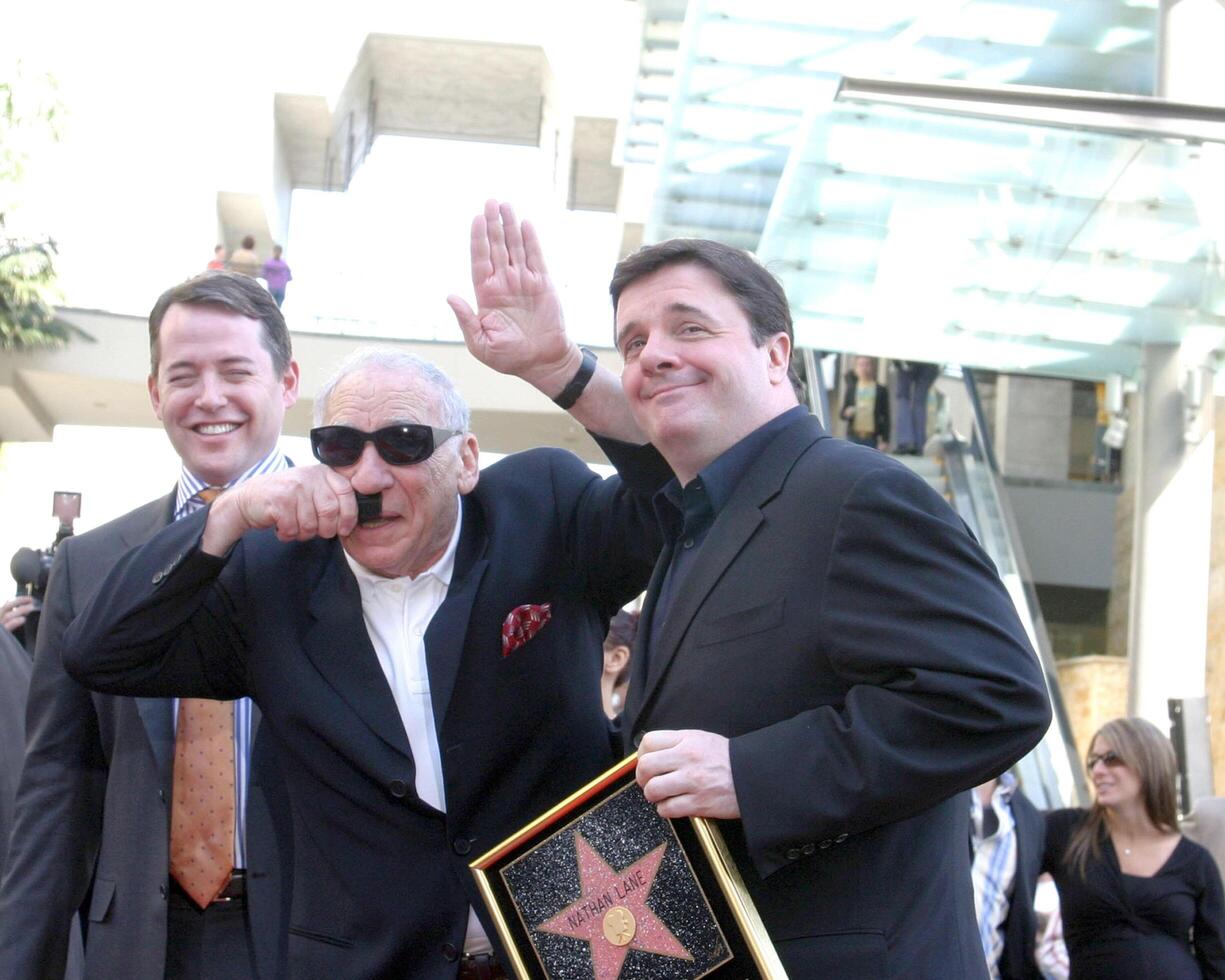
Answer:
[
  {"xmin": 304, "ymin": 542, "xmax": 415, "ymax": 762},
  {"xmin": 630, "ymin": 415, "xmax": 827, "ymax": 730},
  {"xmin": 623, "ymin": 541, "xmax": 671, "ymax": 736},
  {"xmin": 126, "ymin": 491, "xmax": 178, "ymax": 777},
  {"xmin": 426, "ymin": 495, "xmax": 488, "ymax": 730},
  {"xmin": 136, "ymin": 697, "xmax": 176, "ymax": 784}
]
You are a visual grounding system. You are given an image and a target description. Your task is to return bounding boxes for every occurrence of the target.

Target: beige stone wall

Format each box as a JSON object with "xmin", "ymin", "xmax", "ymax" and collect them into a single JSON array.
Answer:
[
  {"xmin": 1056, "ymin": 656, "xmax": 1130, "ymax": 763},
  {"xmin": 1106, "ymin": 484, "xmax": 1134, "ymax": 660},
  {"xmin": 1208, "ymin": 397, "xmax": 1225, "ymax": 794}
]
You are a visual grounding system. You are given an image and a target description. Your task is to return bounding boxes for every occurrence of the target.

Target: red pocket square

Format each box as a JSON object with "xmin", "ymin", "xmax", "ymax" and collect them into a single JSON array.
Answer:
[{"xmin": 501, "ymin": 603, "xmax": 552, "ymax": 657}]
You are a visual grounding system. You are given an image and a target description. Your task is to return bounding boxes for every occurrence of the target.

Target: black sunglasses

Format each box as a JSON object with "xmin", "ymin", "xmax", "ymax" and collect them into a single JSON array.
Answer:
[
  {"xmin": 1085, "ymin": 750, "xmax": 1125, "ymax": 771},
  {"xmin": 309, "ymin": 424, "xmax": 462, "ymax": 468}
]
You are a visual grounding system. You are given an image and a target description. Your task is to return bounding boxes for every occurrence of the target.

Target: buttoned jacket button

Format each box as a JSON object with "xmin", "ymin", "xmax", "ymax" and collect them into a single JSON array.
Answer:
[
  {"xmin": 785, "ymin": 847, "xmax": 801, "ymax": 861},
  {"xmin": 441, "ymin": 943, "xmax": 459, "ymax": 962},
  {"xmin": 388, "ymin": 779, "xmax": 408, "ymax": 798},
  {"xmin": 159, "ymin": 884, "xmax": 167, "ymax": 900},
  {"xmin": 453, "ymin": 837, "xmax": 472, "ymax": 856}
]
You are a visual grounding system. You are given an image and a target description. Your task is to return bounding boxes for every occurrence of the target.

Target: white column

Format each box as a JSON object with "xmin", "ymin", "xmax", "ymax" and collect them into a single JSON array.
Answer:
[{"xmin": 1127, "ymin": 345, "xmax": 1216, "ymax": 726}]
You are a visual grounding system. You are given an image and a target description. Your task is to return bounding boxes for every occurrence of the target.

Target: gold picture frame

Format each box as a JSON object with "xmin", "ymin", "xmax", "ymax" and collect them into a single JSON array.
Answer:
[{"xmin": 470, "ymin": 754, "xmax": 788, "ymax": 979}]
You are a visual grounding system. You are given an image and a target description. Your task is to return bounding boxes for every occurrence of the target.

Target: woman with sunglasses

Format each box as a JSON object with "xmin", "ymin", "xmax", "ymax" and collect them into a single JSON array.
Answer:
[{"xmin": 1043, "ymin": 717, "xmax": 1225, "ymax": 978}]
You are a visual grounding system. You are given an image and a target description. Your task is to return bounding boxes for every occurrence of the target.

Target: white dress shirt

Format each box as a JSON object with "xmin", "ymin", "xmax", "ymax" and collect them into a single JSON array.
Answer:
[
  {"xmin": 344, "ymin": 504, "xmax": 491, "ymax": 955},
  {"xmin": 970, "ymin": 773, "xmax": 1020, "ymax": 979}
]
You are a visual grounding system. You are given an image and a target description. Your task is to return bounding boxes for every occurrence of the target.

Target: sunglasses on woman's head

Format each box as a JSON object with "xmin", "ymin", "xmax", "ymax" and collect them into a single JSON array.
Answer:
[
  {"xmin": 1085, "ymin": 750, "xmax": 1125, "ymax": 771},
  {"xmin": 309, "ymin": 424, "xmax": 461, "ymax": 468}
]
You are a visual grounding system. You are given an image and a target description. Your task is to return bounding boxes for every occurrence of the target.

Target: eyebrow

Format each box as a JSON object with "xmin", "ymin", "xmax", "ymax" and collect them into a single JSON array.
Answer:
[
  {"xmin": 164, "ymin": 355, "xmax": 258, "ymax": 373},
  {"xmin": 615, "ymin": 301, "xmax": 712, "ymax": 349}
]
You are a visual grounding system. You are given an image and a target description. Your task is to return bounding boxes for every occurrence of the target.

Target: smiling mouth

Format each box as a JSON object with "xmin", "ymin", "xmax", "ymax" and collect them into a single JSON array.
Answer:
[
  {"xmin": 644, "ymin": 382, "xmax": 696, "ymax": 400},
  {"xmin": 194, "ymin": 423, "xmax": 240, "ymax": 435}
]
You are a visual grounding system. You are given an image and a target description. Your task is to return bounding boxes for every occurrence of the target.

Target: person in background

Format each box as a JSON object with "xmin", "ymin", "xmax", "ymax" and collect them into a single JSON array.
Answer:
[
  {"xmin": 262, "ymin": 244, "xmax": 292, "ymax": 308},
  {"xmin": 1182, "ymin": 798, "xmax": 1225, "ymax": 889},
  {"xmin": 971, "ymin": 774, "xmax": 1045, "ymax": 979},
  {"xmin": 1043, "ymin": 717, "xmax": 1225, "ymax": 978},
  {"xmin": 0, "ymin": 272, "xmax": 296, "ymax": 980},
  {"xmin": 840, "ymin": 354, "xmax": 890, "ymax": 450},
  {"xmin": 601, "ymin": 608, "xmax": 638, "ymax": 718},
  {"xmin": 207, "ymin": 244, "xmax": 226, "ymax": 271},
  {"xmin": 894, "ymin": 359, "xmax": 940, "ymax": 455},
  {"xmin": 1033, "ymin": 875, "xmax": 1070, "ymax": 980},
  {"xmin": 228, "ymin": 235, "xmax": 260, "ymax": 278},
  {"xmin": 0, "ymin": 595, "xmax": 34, "ymax": 641}
]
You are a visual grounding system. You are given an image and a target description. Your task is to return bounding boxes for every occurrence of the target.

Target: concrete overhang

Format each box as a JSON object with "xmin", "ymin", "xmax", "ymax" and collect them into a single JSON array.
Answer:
[
  {"xmin": 277, "ymin": 34, "xmax": 559, "ymax": 192},
  {"xmin": 0, "ymin": 308, "xmax": 617, "ymax": 463}
]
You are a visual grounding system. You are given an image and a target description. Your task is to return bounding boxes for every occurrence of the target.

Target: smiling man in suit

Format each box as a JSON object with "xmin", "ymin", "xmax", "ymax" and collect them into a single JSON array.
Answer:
[
  {"xmin": 457, "ymin": 204, "xmax": 1054, "ymax": 978},
  {"xmin": 0, "ymin": 272, "xmax": 297, "ymax": 980},
  {"xmin": 60, "ymin": 310, "xmax": 668, "ymax": 977}
]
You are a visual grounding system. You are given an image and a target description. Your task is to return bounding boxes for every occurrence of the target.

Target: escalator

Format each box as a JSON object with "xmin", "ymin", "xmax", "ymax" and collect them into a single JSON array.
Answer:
[{"xmin": 896, "ymin": 371, "xmax": 1088, "ymax": 810}]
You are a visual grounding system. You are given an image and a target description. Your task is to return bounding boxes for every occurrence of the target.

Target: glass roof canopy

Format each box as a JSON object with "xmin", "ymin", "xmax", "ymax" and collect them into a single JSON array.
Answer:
[
  {"xmin": 759, "ymin": 80, "xmax": 1225, "ymax": 380},
  {"xmin": 634, "ymin": 1, "xmax": 1225, "ymax": 379}
]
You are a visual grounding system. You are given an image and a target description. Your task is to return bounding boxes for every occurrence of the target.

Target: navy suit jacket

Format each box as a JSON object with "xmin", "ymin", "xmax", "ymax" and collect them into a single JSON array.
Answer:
[
  {"xmin": 0, "ymin": 494, "xmax": 291, "ymax": 980},
  {"xmin": 1000, "ymin": 787, "xmax": 1044, "ymax": 980},
  {"xmin": 624, "ymin": 413, "xmax": 1052, "ymax": 978},
  {"xmin": 63, "ymin": 448, "xmax": 666, "ymax": 979}
]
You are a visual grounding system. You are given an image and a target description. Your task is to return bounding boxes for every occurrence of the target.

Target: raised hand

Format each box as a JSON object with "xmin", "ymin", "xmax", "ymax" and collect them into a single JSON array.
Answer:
[
  {"xmin": 201, "ymin": 466, "xmax": 358, "ymax": 556},
  {"xmin": 447, "ymin": 200, "xmax": 579, "ymax": 393}
]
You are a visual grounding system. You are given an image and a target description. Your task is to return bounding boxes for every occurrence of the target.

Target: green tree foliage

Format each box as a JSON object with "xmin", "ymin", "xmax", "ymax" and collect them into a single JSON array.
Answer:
[
  {"xmin": 1, "ymin": 66, "xmax": 78, "ymax": 351},
  {"xmin": 0, "ymin": 234, "xmax": 78, "ymax": 351}
]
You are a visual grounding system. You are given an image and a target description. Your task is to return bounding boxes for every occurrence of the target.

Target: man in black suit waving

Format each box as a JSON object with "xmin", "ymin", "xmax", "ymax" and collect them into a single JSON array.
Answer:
[{"xmin": 459, "ymin": 206, "xmax": 1053, "ymax": 978}]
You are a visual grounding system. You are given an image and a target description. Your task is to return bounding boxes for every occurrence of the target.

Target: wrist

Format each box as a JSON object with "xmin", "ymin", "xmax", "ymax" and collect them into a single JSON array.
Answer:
[
  {"xmin": 525, "ymin": 344, "xmax": 585, "ymax": 401},
  {"xmin": 201, "ymin": 495, "xmax": 245, "ymax": 557},
  {"xmin": 551, "ymin": 347, "xmax": 598, "ymax": 409}
]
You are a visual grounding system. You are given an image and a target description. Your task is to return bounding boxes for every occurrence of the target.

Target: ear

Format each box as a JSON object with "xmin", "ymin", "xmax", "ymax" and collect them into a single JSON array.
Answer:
[
  {"xmin": 281, "ymin": 359, "xmax": 301, "ymax": 409},
  {"xmin": 147, "ymin": 373, "xmax": 164, "ymax": 421},
  {"xmin": 456, "ymin": 433, "xmax": 480, "ymax": 495},
  {"xmin": 603, "ymin": 643, "xmax": 631, "ymax": 675},
  {"xmin": 765, "ymin": 332, "xmax": 791, "ymax": 385}
]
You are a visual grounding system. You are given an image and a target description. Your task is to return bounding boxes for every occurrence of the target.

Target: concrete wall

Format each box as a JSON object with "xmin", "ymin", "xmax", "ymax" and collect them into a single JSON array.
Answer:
[
  {"xmin": 995, "ymin": 375, "xmax": 1073, "ymax": 480},
  {"xmin": 1056, "ymin": 655, "xmax": 1130, "ymax": 764},
  {"xmin": 1004, "ymin": 479, "xmax": 1119, "ymax": 590},
  {"xmin": 1209, "ymin": 396, "xmax": 1225, "ymax": 793}
]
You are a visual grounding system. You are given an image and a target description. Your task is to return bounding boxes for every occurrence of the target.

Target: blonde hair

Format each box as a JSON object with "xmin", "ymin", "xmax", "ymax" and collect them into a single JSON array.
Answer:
[{"xmin": 1066, "ymin": 717, "xmax": 1180, "ymax": 877}]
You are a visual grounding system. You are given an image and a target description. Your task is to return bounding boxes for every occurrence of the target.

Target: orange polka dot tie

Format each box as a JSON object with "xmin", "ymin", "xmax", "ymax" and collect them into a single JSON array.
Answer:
[{"xmin": 169, "ymin": 698, "xmax": 235, "ymax": 907}]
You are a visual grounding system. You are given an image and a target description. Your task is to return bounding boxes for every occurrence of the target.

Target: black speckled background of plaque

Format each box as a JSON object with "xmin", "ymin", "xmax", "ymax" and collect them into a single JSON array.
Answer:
[{"xmin": 501, "ymin": 781, "xmax": 732, "ymax": 978}]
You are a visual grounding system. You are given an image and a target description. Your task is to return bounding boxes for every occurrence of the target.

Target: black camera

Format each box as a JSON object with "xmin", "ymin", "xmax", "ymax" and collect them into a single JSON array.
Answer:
[{"xmin": 8, "ymin": 491, "xmax": 81, "ymax": 652}]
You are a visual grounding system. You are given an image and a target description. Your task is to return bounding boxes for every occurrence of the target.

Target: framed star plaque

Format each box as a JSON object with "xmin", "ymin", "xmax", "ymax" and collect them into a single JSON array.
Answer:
[{"xmin": 470, "ymin": 754, "xmax": 787, "ymax": 979}]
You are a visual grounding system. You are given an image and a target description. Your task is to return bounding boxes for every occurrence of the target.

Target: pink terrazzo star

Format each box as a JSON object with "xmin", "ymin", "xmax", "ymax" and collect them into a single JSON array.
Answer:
[{"xmin": 536, "ymin": 833, "xmax": 692, "ymax": 979}]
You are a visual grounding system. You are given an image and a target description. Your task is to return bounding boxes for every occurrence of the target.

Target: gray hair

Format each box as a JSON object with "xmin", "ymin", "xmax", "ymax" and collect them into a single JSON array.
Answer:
[{"xmin": 313, "ymin": 347, "xmax": 471, "ymax": 431}]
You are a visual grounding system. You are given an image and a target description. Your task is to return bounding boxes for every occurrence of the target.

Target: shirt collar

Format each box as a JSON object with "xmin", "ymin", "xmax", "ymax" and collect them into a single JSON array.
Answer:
[
  {"xmin": 175, "ymin": 447, "xmax": 289, "ymax": 518},
  {"xmin": 344, "ymin": 497, "xmax": 463, "ymax": 589},
  {"xmin": 655, "ymin": 405, "xmax": 808, "ymax": 534}
]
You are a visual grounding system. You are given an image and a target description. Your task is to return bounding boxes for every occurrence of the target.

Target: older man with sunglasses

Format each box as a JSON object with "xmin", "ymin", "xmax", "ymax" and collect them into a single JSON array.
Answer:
[{"xmin": 60, "ymin": 303, "xmax": 669, "ymax": 973}]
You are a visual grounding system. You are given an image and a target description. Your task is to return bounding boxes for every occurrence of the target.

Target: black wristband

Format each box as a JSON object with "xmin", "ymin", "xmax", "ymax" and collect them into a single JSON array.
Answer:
[{"xmin": 552, "ymin": 347, "xmax": 598, "ymax": 410}]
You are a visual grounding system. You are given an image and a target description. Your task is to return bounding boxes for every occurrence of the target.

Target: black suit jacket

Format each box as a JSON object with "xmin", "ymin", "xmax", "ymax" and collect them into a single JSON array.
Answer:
[
  {"xmin": 63, "ymin": 448, "xmax": 666, "ymax": 979},
  {"xmin": 0, "ymin": 494, "xmax": 291, "ymax": 980},
  {"xmin": 624, "ymin": 413, "xmax": 1051, "ymax": 978},
  {"xmin": 0, "ymin": 627, "xmax": 31, "ymax": 879},
  {"xmin": 1000, "ymin": 788, "xmax": 1044, "ymax": 980}
]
